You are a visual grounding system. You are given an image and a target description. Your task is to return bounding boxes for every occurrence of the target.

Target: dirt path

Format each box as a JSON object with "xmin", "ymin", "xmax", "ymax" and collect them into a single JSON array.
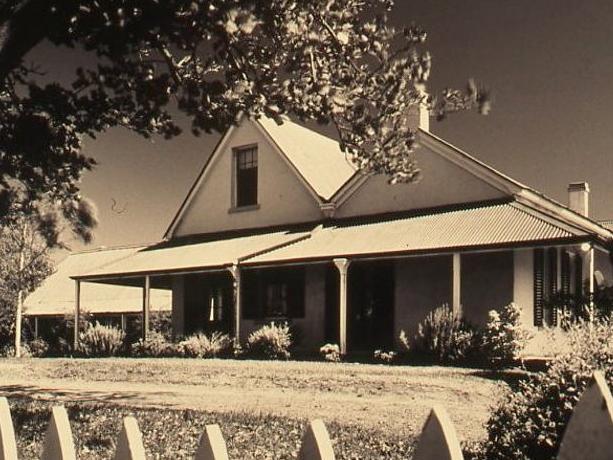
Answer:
[{"xmin": 0, "ymin": 358, "xmax": 510, "ymax": 442}]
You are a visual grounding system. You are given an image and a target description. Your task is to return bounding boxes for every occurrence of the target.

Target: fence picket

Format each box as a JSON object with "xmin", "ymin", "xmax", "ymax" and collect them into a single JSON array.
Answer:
[
  {"xmin": 114, "ymin": 417, "xmax": 146, "ymax": 460},
  {"xmin": 412, "ymin": 406, "xmax": 463, "ymax": 460},
  {"xmin": 194, "ymin": 424, "xmax": 229, "ymax": 460},
  {"xmin": 40, "ymin": 406, "xmax": 76, "ymax": 460},
  {"xmin": 297, "ymin": 419, "xmax": 335, "ymax": 460},
  {"xmin": 558, "ymin": 371, "xmax": 613, "ymax": 460},
  {"xmin": 0, "ymin": 397, "xmax": 17, "ymax": 460}
]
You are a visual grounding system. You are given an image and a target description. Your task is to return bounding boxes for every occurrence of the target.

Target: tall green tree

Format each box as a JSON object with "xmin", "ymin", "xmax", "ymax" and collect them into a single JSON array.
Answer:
[{"xmin": 0, "ymin": 0, "xmax": 489, "ymax": 236}]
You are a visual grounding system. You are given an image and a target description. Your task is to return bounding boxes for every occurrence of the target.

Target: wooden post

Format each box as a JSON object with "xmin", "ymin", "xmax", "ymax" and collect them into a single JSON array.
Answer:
[
  {"xmin": 73, "ymin": 280, "xmax": 81, "ymax": 351},
  {"xmin": 14, "ymin": 225, "xmax": 26, "ymax": 358},
  {"xmin": 413, "ymin": 406, "xmax": 464, "ymax": 460},
  {"xmin": 120, "ymin": 314, "xmax": 127, "ymax": 332},
  {"xmin": 142, "ymin": 275, "xmax": 151, "ymax": 341},
  {"xmin": 114, "ymin": 417, "xmax": 146, "ymax": 459},
  {"xmin": 41, "ymin": 406, "xmax": 76, "ymax": 460},
  {"xmin": 228, "ymin": 265, "xmax": 241, "ymax": 343},
  {"xmin": 333, "ymin": 258, "xmax": 350, "ymax": 355},
  {"xmin": 34, "ymin": 317, "xmax": 39, "ymax": 339},
  {"xmin": 452, "ymin": 253, "xmax": 461, "ymax": 317},
  {"xmin": 195, "ymin": 424, "xmax": 229, "ymax": 460},
  {"xmin": 0, "ymin": 397, "xmax": 17, "ymax": 460}
]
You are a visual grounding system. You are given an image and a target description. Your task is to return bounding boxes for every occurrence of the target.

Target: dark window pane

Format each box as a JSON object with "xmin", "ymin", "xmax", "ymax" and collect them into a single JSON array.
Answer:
[{"xmin": 236, "ymin": 147, "xmax": 258, "ymax": 206}]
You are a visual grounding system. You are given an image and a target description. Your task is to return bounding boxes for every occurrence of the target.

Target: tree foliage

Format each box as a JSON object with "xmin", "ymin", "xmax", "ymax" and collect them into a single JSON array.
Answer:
[
  {"xmin": 0, "ymin": 216, "xmax": 54, "ymax": 346},
  {"xmin": 0, "ymin": 0, "xmax": 489, "ymax": 234}
]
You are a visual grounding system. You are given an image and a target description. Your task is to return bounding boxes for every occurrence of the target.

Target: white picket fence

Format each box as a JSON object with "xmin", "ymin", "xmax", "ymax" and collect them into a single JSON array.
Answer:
[{"xmin": 0, "ymin": 371, "xmax": 611, "ymax": 459}]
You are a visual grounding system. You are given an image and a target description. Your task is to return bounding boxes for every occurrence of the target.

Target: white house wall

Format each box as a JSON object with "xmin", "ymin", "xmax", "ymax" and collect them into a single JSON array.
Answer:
[
  {"xmin": 335, "ymin": 144, "xmax": 508, "ymax": 218},
  {"xmin": 173, "ymin": 120, "xmax": 323, "ymax": 237}
]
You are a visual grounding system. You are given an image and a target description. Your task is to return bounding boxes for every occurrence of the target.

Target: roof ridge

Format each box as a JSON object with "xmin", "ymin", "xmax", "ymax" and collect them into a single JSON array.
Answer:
[{"xmin": 69, "ymin": 242, "xmax": 154, "ymax": 255}]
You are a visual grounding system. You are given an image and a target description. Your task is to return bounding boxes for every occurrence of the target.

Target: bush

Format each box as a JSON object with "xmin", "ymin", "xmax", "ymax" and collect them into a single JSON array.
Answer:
[
  {"xmin": 373, "ymin": 349, "xmax": 397, "ymax": 364},
  {"xmin": 79, "ymin": 322, "xmax": 125, "ymax": 357},
  {"xmin": 319, "ymin": 343, "xmax": 341, "ymax": 362},
  {"xmin": 408, "ymin": 304, "xmax": 476, "ymax": 364},
  {"xmin": 480, "ymin": 303, "xmax": 530, "ymax": 368},
  {"xmin": 130, "ymin": 331, "xmax": 177, "ymax": 357},
  {"xmin": 246, "ymin": 322, "xmax": 292, "ymax": 360},
  {"xmin": 27, "ymin": 337, "xmax": 49, "ymax": 357},
  {"xmin": 480, "ymin": 317, "xmax": 612, "ymax": 460},
  {"xmin": 179, "ymin": 331, "xmax": 232, "ymax": 358},
  {"xmin": 0, "ymin": 343, "xmax": 31, "ymax": 358}
]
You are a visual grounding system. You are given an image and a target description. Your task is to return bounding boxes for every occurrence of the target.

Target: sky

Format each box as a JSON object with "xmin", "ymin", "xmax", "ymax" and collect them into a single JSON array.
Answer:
[{"xmin": 26, "ymin": 0, "xmax": 613, "ymax": 253}]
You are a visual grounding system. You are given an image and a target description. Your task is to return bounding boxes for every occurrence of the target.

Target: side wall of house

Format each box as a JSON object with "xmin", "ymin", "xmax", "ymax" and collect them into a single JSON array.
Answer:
[
  {"xmin": 393, "ymin": 255, "xmax": 452, "ymax": 346},
  {"xmin": 461, "ymin": 251, "xmax": 514, "ymax": 327},
  {"xmin": 239, "ymin": 264, "xmax": 326, "ymax": 350},
  {"xmin": 171, "ymin": 276, "xmax": 185, "ymax": 338},
  {"xmin": 173, "ymin": 120, "xmax": 323, "ymax": 237}
]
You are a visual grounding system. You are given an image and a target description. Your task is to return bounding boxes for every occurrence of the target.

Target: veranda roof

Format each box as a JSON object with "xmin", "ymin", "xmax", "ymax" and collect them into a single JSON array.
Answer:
[
  {"xmin": 74, "ymin": 230, "xmax": 311, "ymax": 280},
  {"xmin": 24, "ymin": 247, "xmax": 171, "ymax": 316},
  {"xmin": 243, "ymin": 202, "xmax": 591, "ymax": 265}
]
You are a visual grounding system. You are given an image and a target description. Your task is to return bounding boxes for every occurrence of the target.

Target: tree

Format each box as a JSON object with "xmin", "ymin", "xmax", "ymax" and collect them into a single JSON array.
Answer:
[
  {"xmin": 0, "ymin": 0, "xmax": 489, "ymax": 236},
  {"xmin": 0, "ymin": 215, "xmax": 54, "ymax": 355}
]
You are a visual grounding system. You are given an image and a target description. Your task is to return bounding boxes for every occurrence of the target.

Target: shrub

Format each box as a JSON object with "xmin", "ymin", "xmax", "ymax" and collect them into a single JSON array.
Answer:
[
  {"xmin": 79, "ymin": 322, "xmax": 125, "ymax": 357},
  {"xmin": 480, "ymin": 317, "xmax": 612, "ymax": 460},
  {"xmin": 373, "ymin": 349, "xmax": 397, "ymax": 364},
  {"xmin": 319, "ymin": 343, "xmax": 341, "ymax": 362},
  {"xmin": 130, "ymin": 331, "xmax": 177, "ymax": 357},
  {"xmin": 27, "ymin": 338, "xmax": 49, "ymax": 357},
  {"xmin": 409, "ymin": 304, "xmax": 476, "ymax": 364},
  {"xmin": 179, "ymin": 331, "xmax": 232, "ymax": 358},
  {"xmin": 0, "ymin": 343, "xmax": 31, "ymax": 358},
  {"xmin": 480, "ymin": 303, "xmax": 530, "ymax": 368},
  {"xmin": 246, "ymin": 322, "xmax": 292, "ymax": 360}
]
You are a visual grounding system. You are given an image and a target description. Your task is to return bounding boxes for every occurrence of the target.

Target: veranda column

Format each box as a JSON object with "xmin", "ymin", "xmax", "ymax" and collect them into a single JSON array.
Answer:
[
  {"xmin": 333, "ymin": 258, "xmax": 351, "ymax": 355},
  {"xmin": 452, "ymin": 253, "xmax": 461, "ymax": 316},
  {"xmin": 34, "ymin": 317, "xmax": 39, "ymax": 339},
  {"xmin": 228, "ymin": 264, "xmax": 242, "ymax": 343},
  {"xmin": 73, "ymin": 280, "xmax": 81, "ymax": 350},
  {"xmin": 120, "ymin": 314, "xmax": 127, "ymax": 332},
  {"xmin": 142, "ymin": 275, "xmax": 151, "ymax": 340},
  {"xmin": 585, "ymin": 244, "xmax": 595, "ymax": 309}
]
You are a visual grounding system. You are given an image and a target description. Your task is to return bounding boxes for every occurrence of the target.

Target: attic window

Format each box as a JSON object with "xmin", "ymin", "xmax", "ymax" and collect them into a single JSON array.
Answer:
[{"xmin": 235, "ymin": 146, "xmax": 258, "ymax": 208}]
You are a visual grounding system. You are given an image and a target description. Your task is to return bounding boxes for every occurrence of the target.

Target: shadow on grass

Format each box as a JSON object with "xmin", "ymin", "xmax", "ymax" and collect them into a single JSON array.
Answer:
[{"xmin": 0, "ymin": 383, "xmax": 178, "ymax": 407}]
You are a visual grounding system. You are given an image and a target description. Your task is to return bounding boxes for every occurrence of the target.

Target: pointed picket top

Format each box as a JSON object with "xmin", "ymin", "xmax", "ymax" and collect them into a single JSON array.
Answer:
[
  {"xmin": 41, "ymin": 406, "xmax": 76, "ymax": 460},
  {"xmin": 297, "ymin": 419, "xmax": 335, "ymax": 460},
  {"xmin": 194, "ymin": 424, "xmax": 229, "ymax": 460},
  {"xmin": 0, "ymin": 397, "xmax": 17, "ymax": 460},
  {"xmin": 558, "ymin": 371, "xmax": 613, "ymax": 460},
  {"xmin": 114, "ymin": 417, "xmax": 146, "ymax": 460},
  {"xmin": 412, "ymin": 406, "xmax": 464, "ymax": 460}
]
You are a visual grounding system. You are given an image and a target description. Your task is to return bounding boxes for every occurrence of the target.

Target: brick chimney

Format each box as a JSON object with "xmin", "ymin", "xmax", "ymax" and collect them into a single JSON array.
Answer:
[
  {"xmin": 404, "ymin": 84, "xmax": 430, "ymax": 132},
  {"xmin": 568, "ymin": 182, "xmax": 590, "ymax": 216}
]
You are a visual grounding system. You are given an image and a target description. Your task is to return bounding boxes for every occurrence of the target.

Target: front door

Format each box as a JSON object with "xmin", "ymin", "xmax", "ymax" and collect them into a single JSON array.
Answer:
[
  {"xmin": 184, "ymin": 273, "xmax": 233, "ymax": 335},
  {"xmin": 348, "ymin": 261, "xmax": 395, "ymax": 351}
]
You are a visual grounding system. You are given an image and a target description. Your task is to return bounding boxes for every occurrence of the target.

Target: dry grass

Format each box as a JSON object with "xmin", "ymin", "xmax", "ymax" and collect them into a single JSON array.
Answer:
[{"xmin": 0, "ymin": 358, "xmax": 512, "ymax": 443}]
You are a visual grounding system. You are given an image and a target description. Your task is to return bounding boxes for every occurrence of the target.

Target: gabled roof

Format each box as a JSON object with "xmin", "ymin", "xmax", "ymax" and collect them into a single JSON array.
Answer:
[
  {"xmin": 24, "ymin": 246, "xmax": 171, "ymax": 316},
  {"xmin": 256, "ymin": 117, "xmax": 357, "ymax": 200}
]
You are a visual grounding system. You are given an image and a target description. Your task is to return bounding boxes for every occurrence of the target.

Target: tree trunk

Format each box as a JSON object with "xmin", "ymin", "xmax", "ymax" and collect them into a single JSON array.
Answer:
[
  {"xmin": 0, "ymin": 0, "xmax": 51, "ymax": 82},
  {"xmin": 14, "ymin": 224, "xmax": 26, "ymax": 358}
]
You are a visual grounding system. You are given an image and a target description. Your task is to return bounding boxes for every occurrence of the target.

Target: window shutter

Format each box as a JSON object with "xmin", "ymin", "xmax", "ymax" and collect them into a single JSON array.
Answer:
[
  {"xmin": 533, "ymin": 248, "xmax": 544, "ymax": 326},
  {"xmin": 561, "ymin": 250, "xmax": 571, "ymax": 317},
  {"xmin": 548, "ymin": 248, "xmax": 558, "ymax": 325},
  {"xmin": 574, "ymin": 254, "xmax": 583, "ymax": 298}
]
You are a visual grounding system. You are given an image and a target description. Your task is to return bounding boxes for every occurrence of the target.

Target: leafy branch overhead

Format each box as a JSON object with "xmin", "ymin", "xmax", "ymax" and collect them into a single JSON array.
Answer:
[{"xmin": 0, "ymin": 0, "xmax": 490, "ymax": 239}]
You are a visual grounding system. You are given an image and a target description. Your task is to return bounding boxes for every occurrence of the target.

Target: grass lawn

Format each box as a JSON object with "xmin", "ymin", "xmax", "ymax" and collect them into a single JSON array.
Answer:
[{"xmin": 0, "ymin": 358, "xmax": 516, "ymax": 458}]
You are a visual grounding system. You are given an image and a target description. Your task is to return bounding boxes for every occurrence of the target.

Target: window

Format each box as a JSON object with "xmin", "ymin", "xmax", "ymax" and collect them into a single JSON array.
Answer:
[
  {"xmin": 207, "ymin": 286, "xmax": 224, "ymax": 322},
  {"xmin": 242, "ymin": 268, "xmax": 305, "ymax": 319},
  {"xmin": 235, "ymin": 146, "xmax": 258, "ymax": 207}
]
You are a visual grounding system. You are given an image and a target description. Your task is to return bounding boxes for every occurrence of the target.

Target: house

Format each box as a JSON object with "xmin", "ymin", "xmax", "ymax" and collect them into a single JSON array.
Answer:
[
  {"xmin": 69, "ymin": 109, "xmax": 613, "ymax": 354},
  {"xmin": 24, "ymin": 246, "xmax": 171, "ymax": 340}
]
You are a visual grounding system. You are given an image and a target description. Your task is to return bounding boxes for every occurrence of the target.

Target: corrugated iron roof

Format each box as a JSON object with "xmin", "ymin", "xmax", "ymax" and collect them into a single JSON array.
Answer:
[
  {"xmin": 24, "ymin": 247, "xmax": 171, "ymax": 316},
  {"xmin": 244, "ymin": 203, "xmax": 589, "ymax": 265},
  {"xmin": 75, "ymin": 230, "xmax": 311, "ymax": 279},
  {"xmin": 599, "ymin": 220, "xmax": 613, "ymax": 231},
  {"xmin": 257, "ymin": 117, "xmax": 357, "ymax": 200}
]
